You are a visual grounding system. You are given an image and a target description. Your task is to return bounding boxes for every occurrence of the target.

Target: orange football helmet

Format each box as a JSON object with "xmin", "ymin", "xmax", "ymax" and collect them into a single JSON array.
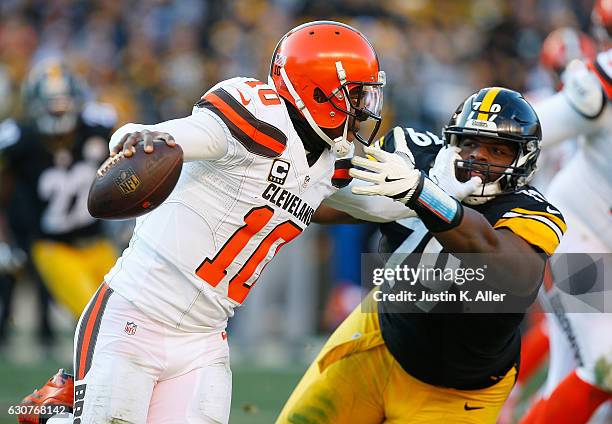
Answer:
[
  {"xmin": 270, "ymin": 21, "xmax": 385, "ymax": 155},
  {"xmin": 540, "ymin": 27, "xmax": 597, "ymax": 77},
  {"xmin": 592, "ymin": 0, "xmax": 612, "ymax": 49}
]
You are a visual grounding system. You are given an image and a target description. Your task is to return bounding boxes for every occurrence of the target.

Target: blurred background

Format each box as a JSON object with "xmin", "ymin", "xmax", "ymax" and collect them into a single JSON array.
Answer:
[{"xmin": 0, "ymin": 0, "xmax": 601, "ymax": 422}]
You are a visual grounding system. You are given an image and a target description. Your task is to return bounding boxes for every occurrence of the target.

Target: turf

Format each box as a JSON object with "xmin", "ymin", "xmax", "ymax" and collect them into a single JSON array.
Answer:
[
  {"xmin": 0, "ymin": 361, "xmax": 305, "ymax": 424},
  {"xmin": 0, "ymin": 360, "xmax": 547, "ymax": 423}
]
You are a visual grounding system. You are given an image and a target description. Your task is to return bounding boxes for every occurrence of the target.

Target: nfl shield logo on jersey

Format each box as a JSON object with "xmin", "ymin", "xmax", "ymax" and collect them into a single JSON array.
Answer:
[{"xmin": 124, "ymin": 321, "xmax": 137, "ymax": 335}]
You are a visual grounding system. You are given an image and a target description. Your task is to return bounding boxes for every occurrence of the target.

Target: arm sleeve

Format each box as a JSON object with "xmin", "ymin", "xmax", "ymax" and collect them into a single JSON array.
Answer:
[
  {"xmin": 108, "ymin": 109, "xmax": 229, "ymax": 162},
  {"xmin": 323, "ymin": 179, "xmax": 417, "ymax": 223},
  {"xmin": 533, "ymin": 93, "xmax": 601, "ymax": 149}
]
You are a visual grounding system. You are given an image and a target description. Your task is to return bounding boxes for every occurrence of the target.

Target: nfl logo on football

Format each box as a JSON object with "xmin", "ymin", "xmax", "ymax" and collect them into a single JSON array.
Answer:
[
  {"xmin": 124, "ymin": 321, "xmax": 137, "ymax": 335},
  {"xmin": 114, "ymin": 168, "xmax": 141, "ymax": 195}
]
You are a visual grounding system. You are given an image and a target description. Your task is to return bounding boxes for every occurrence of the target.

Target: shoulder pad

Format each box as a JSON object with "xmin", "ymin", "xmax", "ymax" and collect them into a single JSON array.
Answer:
[
  {"xmin": 195, "ymin": 77, "xmax": 288, "ymax": 158},
  {"xmin": 488, "ymin": 187, "xmax": 566, "ymax": 255},
  {"xmin": 81, "ymin": 102, "xmax": 117, "ymax": 128},
  {"xmin": 483, "ymin": 187, "xmax": 555, "ymax": 212},
  {"xmin": 378, "ymin": 126, "xmax": 443, "ymax": 171},
  {"xmin": 563, "ymin": 59, "xmax": 606, "ymax": 119},
  {"xmin": 200, "ymin": 77, "xmax": 286, "ymax": 117},
  {"xmin": 514, "ymin": 187, "xmax": 553, "ymax": 206},
  {"xmin": 0, "ymin": 119, "xmax": 21, "ymax": 150}
]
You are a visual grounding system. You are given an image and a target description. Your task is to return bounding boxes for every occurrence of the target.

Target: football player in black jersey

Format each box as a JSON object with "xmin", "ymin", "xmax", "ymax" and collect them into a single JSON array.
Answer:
[
  {"xmin": 0, "ymin": 60, "xmax": 117, "ymax": 320},
  {"xmin": 278, "ymin": 87, "xmax": 566, "ymax": 423}
]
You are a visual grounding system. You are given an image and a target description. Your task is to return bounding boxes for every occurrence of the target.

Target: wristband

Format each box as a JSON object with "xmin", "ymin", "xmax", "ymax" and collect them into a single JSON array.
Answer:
[{"xmin": 407, "ymin": 172, "xmax": 464, "ymax": 232}]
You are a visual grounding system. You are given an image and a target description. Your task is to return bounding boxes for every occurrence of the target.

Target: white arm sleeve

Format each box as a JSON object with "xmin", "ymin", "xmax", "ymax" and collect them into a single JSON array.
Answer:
[
  {"xmin": 532, "ymin": 61, "xmax": 606, "ymax": 149},
  {"xmin": 108, "ymin": 110, "xmax": 228, "ymax": 161},
  {"xmin": 323, "ymin": 179, "xmax": 417, "ymax": 223}
]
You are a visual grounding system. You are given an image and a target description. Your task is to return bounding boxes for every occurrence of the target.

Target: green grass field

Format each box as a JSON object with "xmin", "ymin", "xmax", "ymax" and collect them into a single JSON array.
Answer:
[
  {"xmin": 0, "ymin": 360, "xmax": 550, "ymax": 424},
  {"xmin": 0, "ymin": 361, "xmax": 305, "ymax": 424}
]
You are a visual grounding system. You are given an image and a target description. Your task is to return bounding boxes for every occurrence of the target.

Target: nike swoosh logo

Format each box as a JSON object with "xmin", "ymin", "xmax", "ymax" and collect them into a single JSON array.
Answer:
[
  {"xmin": 546, "ymin": 206, "xmax": 561, "ymax": 215},
  {"xmin": 464, "ymin": 403, "xmax": 484, "ymax": 411},
  {"xmin": 238, "ymin": 90, "xmax": 251, "ymax": 106},
  {"xmin": 385, "ymin": 176, "xmax": 401, "ymax": 182}
]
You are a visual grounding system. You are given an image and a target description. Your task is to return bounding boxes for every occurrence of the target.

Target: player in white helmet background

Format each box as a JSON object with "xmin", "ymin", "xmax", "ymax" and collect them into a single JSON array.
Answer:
[
  {"xmin": 520, "ymin": 1, "xmax": 612, "ymax": 422},
  {"xmin": 528, "ymin": 27, "xmax": 596, "ymax": 192}
]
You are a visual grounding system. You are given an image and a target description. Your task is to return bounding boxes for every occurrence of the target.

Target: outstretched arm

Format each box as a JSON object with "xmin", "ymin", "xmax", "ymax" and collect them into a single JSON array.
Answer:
[
  {"xmin": 533, "ymin": 61, "xmax": 606, "ymax": 148},
  {"xmin": 350, "ymin": 145, "xmax": 546, "ymax": 296},
  {"xmin": 321, "ymin": 179, "xmax": 417, "ymax": 223}
]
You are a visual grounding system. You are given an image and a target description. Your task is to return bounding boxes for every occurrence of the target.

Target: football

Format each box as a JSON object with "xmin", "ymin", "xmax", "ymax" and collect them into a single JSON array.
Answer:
[{"xmin": 87, "ymin": 141, "xmax": 183, "ymax": 220}]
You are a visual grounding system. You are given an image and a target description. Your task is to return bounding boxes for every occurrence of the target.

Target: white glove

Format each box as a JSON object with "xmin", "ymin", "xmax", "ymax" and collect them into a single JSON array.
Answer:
[
  {"xmin": 428, "ymin": 146, "xmax": 482, "ymax": 201},
  {"xmin": 350, "ymin": 144, "xmax": 421, "ymax": 204}
]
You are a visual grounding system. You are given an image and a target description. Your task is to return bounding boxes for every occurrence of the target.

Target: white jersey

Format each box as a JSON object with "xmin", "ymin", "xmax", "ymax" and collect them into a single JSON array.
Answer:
[
  {"xmin": 532, "ymin": 52, "xmax": 612, "ymax": 249},
  {"xmin": 104, "ymin": 77, "xmax": 337, "ymax": 332}
]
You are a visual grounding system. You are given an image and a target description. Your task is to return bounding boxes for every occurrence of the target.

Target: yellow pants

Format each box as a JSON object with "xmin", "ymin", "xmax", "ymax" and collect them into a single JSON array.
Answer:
[
  {"xmin": 31, "ymin": 239, "xmax": 117, "ymax": 318},
  {"xmin": 277, "ymin": 297, "xmax": 517, "ymax": 424}
]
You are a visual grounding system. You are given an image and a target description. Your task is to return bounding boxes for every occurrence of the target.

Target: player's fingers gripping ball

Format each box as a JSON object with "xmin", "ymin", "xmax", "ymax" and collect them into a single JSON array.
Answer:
[
  {"xmin": 88, "ymin": 138, "xmax": 183, "ymax": 219},
  {"xmin": 111, "ymin": 130, "xmax": 176, "ymax": 157}
]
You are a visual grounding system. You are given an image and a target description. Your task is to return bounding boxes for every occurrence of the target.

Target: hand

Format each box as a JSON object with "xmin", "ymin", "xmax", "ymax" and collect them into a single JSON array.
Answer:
[
  {"xmin": 349, "ymin": 145, "xmax": 422, "ymax": 204},
  {"xmin": 428, "ymin": 146, "xmax": 482, "ymax": 200},
  {"xmin": 110, "ymin": 129, "xmax": 176, "ymax": 158}
]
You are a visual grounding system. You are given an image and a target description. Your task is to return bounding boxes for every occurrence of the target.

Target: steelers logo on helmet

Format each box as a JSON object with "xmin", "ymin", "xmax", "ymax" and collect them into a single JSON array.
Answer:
[
  {"xmin": 269, "ymin": 21, "xmax": 385, "ymax": 156},
  {"xmin": 443, "ymin": 87, "xmax": 542, "ymax": 205}
]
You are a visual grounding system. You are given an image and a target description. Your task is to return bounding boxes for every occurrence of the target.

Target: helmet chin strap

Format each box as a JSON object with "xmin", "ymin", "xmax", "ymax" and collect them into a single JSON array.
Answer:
[
  {"xmin": 463, "ymin": 156, "xmax": 533, "ymax": 205},
  {"xmin": 462, "ymin": 182, "xmax": 500, "ymax": 205},
  {"xmin": 277, "ymin": 66, "xmax": 352, "ymax": 157}
]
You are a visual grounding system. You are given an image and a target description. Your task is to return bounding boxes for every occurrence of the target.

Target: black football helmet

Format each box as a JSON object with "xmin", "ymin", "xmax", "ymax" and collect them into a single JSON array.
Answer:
[
  {"xmin": 22, "ymin": 59, "xmax": 86, "ymax": 136},
  {"xmin": 443, "ymin": 87, "xmax": 541, "ymax": 205}
]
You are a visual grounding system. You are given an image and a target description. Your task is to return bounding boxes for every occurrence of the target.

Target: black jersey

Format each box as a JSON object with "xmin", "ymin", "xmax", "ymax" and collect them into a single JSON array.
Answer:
[
  {"xmin": 375, "ymin": 127, "xmax": 566, "ymax": 390},
  {"xmin": 0, "ymin": 103, "xmax": 115, "ymax": 247}
]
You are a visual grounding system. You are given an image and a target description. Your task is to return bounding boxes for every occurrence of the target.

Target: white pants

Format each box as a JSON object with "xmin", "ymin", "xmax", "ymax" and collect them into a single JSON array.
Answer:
[
  {"xmin": 539, "ymin": 208, "xmax": 612, "ymax": 422},
  {"xmin": 73, "ymin": 284, "xmax": 231, "ymax": 424}
]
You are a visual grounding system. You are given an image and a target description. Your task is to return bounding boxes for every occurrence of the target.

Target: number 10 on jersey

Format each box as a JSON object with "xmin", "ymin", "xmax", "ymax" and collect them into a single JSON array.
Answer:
[{"xmin": 195, "ymin": 206, "xmax": 302, "ymax": 303}]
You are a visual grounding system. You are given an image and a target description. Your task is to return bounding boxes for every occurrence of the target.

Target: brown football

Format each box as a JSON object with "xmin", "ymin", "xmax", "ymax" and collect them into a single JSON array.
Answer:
[{"xmin": 88, "ymin": 141, "xmax": 183, "ymax": 220}]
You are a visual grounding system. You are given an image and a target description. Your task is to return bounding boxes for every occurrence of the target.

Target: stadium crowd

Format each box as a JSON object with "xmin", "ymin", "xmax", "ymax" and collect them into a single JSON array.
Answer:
[
  {"xmin": 0, "ymin": 0, "xmax": 594, "ymax": 127},
  {"xmin": 0, "ymin": 0, "xmax": 597, "ymax": 353}
]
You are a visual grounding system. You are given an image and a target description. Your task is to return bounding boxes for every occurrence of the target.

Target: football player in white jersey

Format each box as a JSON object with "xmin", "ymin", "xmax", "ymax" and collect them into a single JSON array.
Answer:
[
  {"xmin": 520, "ymin": 2, "xmax": 612, "ymax": 422},
  {"xmin": 528, "ymin": 27, "xmax": 596, "ymax": 192},
  {"xmin": 18, "ymin": 21, "xmax": 399, "ymax": 424}
]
